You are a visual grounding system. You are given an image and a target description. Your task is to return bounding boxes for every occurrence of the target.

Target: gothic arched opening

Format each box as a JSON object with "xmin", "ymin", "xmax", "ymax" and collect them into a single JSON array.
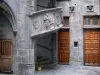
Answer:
[{"xmin": 0, "ymin": 7, "xmax": 14, "ymax": 73}]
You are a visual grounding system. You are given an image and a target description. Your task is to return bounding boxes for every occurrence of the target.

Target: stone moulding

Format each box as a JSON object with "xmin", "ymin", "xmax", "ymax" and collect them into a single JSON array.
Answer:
[
  {"xmin": 83, "ymin": 25, "xmax": 100, "ymax": 29},
  {"xmin": 0, "ymin": 1, "xmax": 17, "ymax": 35},
  {"xmin": 30, "ymin": 24, "xmax": 62, "ymax": 39},
  {"xmin": 28, "ymin": 7, "xmax": 63, "ymax": 38},
  {"xmin": 28, "ymin": 7, "xmax": 62, "ymax": 16}
]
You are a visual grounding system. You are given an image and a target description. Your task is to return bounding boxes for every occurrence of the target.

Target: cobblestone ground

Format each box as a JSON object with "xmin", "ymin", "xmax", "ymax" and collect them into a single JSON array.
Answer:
[{"xmin": 35, "ymin": 65, "xmax": 100, "ymax": 75}]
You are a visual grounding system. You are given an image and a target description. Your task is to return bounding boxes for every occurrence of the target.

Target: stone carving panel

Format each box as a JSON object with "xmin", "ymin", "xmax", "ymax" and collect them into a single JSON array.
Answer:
[
  {"xmin": 29, "ymin": 7, "xmax": 62, "ymax": 37},
  {"xmin": 33, "ymin": 19, "xmax": 42, "ymax": 33},
  {"xmin": 56, "ymin": 15, "xmax": 61, "ymax": 26},
  {"xmin": 54, "ymin": 11, "xmax": 62, "ymax": 27},
  {"xmin": 27, "ymin": 0, "xmax": 36, "ymax": 15},
  {"xmin": 43, "ymin": 13, "xmax": 55, "ymax": 30}
]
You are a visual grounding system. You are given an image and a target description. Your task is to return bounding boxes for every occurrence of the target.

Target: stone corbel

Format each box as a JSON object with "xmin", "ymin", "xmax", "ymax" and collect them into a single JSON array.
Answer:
[
  {"xmin": 86, "ymin": 5, "xmax": 94, "ymax": 12},
  {"xmin": 69, "ymin": 6, "xmax": 75, "ymax": 13}
]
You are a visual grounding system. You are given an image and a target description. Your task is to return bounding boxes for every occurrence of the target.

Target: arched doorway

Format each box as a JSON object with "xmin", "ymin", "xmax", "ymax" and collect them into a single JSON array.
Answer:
[{"xmin": 0, "ymin": 7, "xmax": 14, "ymax": 73}]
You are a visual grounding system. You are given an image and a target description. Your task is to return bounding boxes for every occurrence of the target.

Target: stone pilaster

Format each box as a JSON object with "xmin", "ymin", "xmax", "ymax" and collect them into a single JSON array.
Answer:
[{"xmin": 16, "ymin": 0, "xmax": 35, "ymax": 75}]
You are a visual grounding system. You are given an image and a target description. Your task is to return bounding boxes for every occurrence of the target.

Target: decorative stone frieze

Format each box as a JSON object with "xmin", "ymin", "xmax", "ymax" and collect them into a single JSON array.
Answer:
[
  {"xmin": 28, "ymin": 7, "xmax": 63, "ymax": 38},
  {"xmin": 43, "ymin": 13, "xmax": 55, "ymax": 30}
]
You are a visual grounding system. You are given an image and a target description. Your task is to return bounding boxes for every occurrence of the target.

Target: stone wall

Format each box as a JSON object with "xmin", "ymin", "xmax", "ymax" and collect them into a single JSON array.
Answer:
[
  {"xmin": 1, "ymin": 0, "xmax": 36, "ymax": 75},
  {"xmin": 2, "ymin": 0, "xmax": 61, "ymax": 75},
  {"xmin": 56, "ymin": 0, "xmax": 100, "ymax": 66}
]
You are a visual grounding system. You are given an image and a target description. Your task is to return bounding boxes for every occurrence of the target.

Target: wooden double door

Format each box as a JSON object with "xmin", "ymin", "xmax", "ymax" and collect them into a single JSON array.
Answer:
[
  {"xmin": 0, "ymin": 40, "xmax": 12, "ymax": 72},
  {"xmin": 84, "ymin": 29, "xmax": 100, "ymax": 66},
  {"xmin": 58, "ymin": 29, "xmax": 69, "ymax": 64}
]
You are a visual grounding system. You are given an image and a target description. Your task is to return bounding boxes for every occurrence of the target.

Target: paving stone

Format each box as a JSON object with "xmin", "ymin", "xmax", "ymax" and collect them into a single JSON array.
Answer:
[{"xmin": 35, "ymin": 65, "xmax": 100, "ymax": 75}]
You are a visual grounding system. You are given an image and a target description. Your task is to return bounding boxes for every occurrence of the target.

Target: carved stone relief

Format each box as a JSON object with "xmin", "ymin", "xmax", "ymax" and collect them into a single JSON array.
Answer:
[
  {"xmin": 55, "ymin": 12, "xmax": 62, "ymax": 27},
  {"xmin": 33, "ymin": 19, "xmax": 41, "ymax": 33},
  {"xmin": 31, "ymin": 0, "xmax": 35, "ymax": 12},
  {"xmin": 33, "ymin": 21, "xmax": 39, "ymax": 29},
  {"xmin": 56, "ymin": 15, "xmax": 60, "ymax": 26},
  {"xmin": 43, "ymin": 13, "xmax": 55, "ymax": 30},
  {"xmin": 27, "ymin": 0, "xmax": 36, "ymax": 15}
]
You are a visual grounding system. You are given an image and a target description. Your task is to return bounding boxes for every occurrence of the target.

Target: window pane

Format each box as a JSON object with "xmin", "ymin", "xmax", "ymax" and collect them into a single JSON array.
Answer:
[
  {"xmin": 92, "ymin": 17, "xmax": 98, "ymax": 25},
  {"xmin": 85, "ymin": 18, "xmax": 90, "ymax": 25}
]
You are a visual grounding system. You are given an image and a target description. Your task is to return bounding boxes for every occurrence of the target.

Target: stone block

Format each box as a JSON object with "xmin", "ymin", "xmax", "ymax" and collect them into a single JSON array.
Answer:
[{"xmin": 22, "ymin": 56, "xmax": 30, "ymax": 64}]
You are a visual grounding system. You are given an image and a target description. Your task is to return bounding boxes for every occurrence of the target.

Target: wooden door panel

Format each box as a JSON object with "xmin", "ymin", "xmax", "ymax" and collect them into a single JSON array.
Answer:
[
  {"xmin": 84, "ymin": 29, "xmax": 100, "ymax": 66},
  {"xmin": 0, "ymin": 59, "xmax": 11, "ymax": 71},
  {"xmin": 0, "ymin": 40, "xmax": 12, "ymax": 72},
  {"xmin": 58, "ymin": 30, "xmax": 69, "ymax": 64}
]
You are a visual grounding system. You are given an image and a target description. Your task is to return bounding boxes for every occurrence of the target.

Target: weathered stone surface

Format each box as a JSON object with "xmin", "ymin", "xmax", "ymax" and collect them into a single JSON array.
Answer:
[
  {"xmin": 56, "ymin": 0, "xmax": 100, "ymax": 66},
  {"xmin": 35, "ymin": 65, "xmax": 100, "ymax": 75},
  {"xmin": 28, "ymin": 7, "xmax": 62, "ymax": 38},
  {"xmin": 1, "ymin": 0, "xmax": 100, "ymax": 75}
]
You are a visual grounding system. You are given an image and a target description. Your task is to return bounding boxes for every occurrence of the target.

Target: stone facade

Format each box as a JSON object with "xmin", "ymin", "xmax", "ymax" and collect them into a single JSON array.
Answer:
[
  {"xmin": 0, "ymin": 0, "xmax": 100, "ymax": 75},
  {"xmin": 0, "ymin": 0, "xmax": 62, "ymax": 75},
  {"xmin": 56, "ymin": 0, "xmax": 100, "ymax": 66}
]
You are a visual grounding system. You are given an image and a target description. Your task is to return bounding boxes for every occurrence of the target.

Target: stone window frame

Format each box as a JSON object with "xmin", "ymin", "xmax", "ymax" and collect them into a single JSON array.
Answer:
[
  {"xmin": 63, "ymin": 16, "xmax": 69, "ymax": 27},
  {"xmin": 83, "ymin": 16, "xmax": 100, "ymax": 25}
]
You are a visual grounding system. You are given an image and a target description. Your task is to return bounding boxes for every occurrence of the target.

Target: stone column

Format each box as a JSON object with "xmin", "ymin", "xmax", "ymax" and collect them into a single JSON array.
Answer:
[{"xmin": 16, "ymin": 0, "xmax": 35, "ymax": 75}]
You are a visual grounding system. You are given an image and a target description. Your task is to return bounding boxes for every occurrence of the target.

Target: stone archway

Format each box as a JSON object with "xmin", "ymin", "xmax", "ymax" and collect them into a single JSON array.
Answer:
[
  {"xmin": 0, "ymin": 10, "xmax": 13, "ymax": 72},
  {"xmin": 0, "ymin": 1, "xmax": 17, "ymax": 34},
  {"xmin": 0, "ymin": 1, "xmax": 16, "ymax": 73}
]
